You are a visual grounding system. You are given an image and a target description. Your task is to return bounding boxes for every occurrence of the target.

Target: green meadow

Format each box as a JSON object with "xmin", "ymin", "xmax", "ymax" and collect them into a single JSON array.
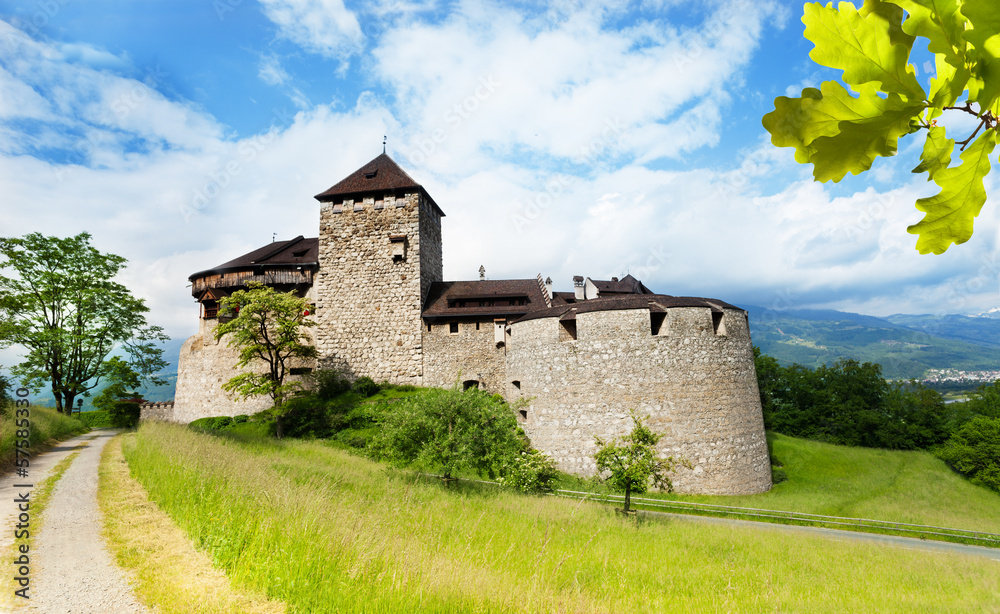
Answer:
[{"xmin": 122, "ymin": 422, "xmax": 1000, "ymax": 613}]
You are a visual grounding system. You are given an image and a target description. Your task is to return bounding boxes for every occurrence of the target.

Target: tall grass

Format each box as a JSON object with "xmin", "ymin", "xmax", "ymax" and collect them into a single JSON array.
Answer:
[
  {"xmin": 0, "ymin": 405, "xmax": 89, "ymax": 471},
  {"xmin": 124, "ymin": 422, "xmax": 1000, "ymax": 613}
]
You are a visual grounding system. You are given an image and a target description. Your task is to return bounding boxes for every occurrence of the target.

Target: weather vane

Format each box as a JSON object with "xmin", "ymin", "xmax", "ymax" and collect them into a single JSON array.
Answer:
[{"xmin": 383, "ymin": 135, "xmax": 387, "ymax": 154}]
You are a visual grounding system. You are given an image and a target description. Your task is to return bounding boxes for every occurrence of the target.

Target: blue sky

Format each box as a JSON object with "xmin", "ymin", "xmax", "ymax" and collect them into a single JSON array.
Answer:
[{"xmin": 1, "ymin": 0, "xmax": 999, "ymax": 350}]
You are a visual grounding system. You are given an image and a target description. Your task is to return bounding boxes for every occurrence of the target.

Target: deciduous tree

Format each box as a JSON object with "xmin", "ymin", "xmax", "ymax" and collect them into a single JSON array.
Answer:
[
  {"xmin": 594, "ymin": 411, "xmax": 686, "ymax": 514},
  {"xmin": 214, "ymin": 282, "xmax": 317, "ymax": 437},
  {"xmin": 763, "ymin": 1, "xmax": 1000, "ymax": 254},
  {"xmin": 0, "ymin": 232, "xmax": 167, "ymax": 414}
]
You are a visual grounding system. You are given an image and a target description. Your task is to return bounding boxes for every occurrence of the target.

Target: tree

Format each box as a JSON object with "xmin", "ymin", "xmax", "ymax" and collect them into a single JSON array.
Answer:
[
  {"xmin": 213, "ymin": 282, "xmax": 318, "ymax": 437},
  {"xmin": 594, "ymin": 410, "xmax": 687, "ymax": 514},
  {"xmin": 371, "ymin": 387, "xmax": 526, "ymax": 481},
  {"xmin": 0, "ymin": 232, "xmax": 167, "ymax": 414},
  {"xmin": 763, "ymin": 1, "xmax": 1000, "ymax": 254},
  {"xmin": 936, "ymin": 415, "xmax": 1000, "ymax": 493}
]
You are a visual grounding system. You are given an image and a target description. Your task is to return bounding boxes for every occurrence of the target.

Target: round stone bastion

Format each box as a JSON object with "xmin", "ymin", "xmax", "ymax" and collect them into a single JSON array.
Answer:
[{"xmin": 506, "ymin": 296, "xmax": 772, "ymax": 495}]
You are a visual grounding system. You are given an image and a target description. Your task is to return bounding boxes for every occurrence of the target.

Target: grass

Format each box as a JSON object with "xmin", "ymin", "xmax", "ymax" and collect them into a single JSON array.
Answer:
[
  {"xmin": 98, "ymin": 434, "xmax": 287, "ymax": 614},
  {"xmin": 0, "ymin": 405, "xmax": 90, "ymax": 472},
  {"xmin": 124, "ymin": 421, "xmax": 1000, "ymax": 613},
  {"xmin": 615, "ymin": 433, "xmax": 1000, "ymax": 534}
]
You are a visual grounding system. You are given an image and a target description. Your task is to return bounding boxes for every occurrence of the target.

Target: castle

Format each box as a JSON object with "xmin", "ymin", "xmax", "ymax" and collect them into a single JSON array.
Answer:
[{"xmin": 160, "ymin": 153, "xmax": 771, "ymax": 495}]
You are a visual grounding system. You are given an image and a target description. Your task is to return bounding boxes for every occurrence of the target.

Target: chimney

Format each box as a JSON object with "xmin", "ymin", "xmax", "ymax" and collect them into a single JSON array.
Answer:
[
  {"xmin": 545, "ymin": 276, "xmax": 553, "ymax": 299},
  {"xmin": 479, "ymin": 265, "xmax": 486, "ymax": 281},
  {"xmin": 573, "ymin": 275, "xmax": 585, "ymax": 301}
]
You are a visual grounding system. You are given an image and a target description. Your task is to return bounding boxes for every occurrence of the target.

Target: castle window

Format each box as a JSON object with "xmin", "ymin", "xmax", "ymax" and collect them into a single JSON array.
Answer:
[
  {"xmin": 518, "ymin": 409, "xmax": 527, "ymax": 422},
  {"xmin": 650, "ymin": 312, "xmax": 666, "ymax": 336},
  {"xmin": 426, "ymin": 323, "xmax": 432, "ymax": 332},
  {"xmin": 449, "ymin": 322, "xmax": 459, "ymax": 334},
  {"xmin": 512, "ymin": 380, "xmax": 521, "ymax": 390},
  {"xmin": 712, "ymin": 311, "xmax": 727, "ymax": 336},
  {"xmin": 463, "ymin": 379, "xmax": 479, "ymax": 391},
  {"xmin": 475, "ymin": 322, "xmax": 480, "ymax": 330},
  {"xmin": 364, "ymin": 170, "xmax": 378, "ymax": 179},
  {"xmin": 559, "ymin": 319, "xmax": 577, "ymax": 342},
  {"xmin": 389, "ymin": 235, "xmax": 406, "ymax": 261}
]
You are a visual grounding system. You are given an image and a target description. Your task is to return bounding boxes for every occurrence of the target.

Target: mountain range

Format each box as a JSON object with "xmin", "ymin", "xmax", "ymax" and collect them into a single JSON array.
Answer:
[{"xmin": 747, "ymin": 306, "xmax": 1000, "ymax": 379}]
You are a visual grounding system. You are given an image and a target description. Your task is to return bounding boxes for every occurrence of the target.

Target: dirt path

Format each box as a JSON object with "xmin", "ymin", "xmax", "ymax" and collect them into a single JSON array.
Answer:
[{"xmin": 2, "ymin": 429, "xmax": 150, "ymax": 613}]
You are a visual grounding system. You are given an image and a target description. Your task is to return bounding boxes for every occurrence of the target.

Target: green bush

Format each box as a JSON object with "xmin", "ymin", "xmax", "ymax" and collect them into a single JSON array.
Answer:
[
  {"xmin": 771, "ymin": 467, "xmax": 788, "ymax": 485},
  {"xmin": 498, "ymin": 449, "xmax": 559, "ymax": 493},
  {"xmin": 371, "ymin": 387, "xmax": 526, "ymax": 480},
  {"xmin": 936, "ymin": 416, "xmax": 1000, "ymax": 493},
  {"xmin": 78, "ymin": 410, "xmax": 114, "ymax": 428},
  {"xmin": 108, "ymin": 400, "xmax": 141, "ymax": 428},
  {"xmin": 311, "ymin": 369, "xmax": 350, "ymax": 400},
  {"xmin": 353, "ymin": 376, "xmax": 380, "ymax": 397}
]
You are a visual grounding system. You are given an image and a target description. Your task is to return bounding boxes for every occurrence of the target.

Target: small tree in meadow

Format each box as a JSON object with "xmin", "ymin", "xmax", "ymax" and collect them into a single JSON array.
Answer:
[
  {"xmin": 214, "ymin": 282, "xmax": 317, "ymax": 438},
  {"xmin": 371, "ymin": 387, "xmax": 525, "ymax": 481},
  {"xmin": 594, "ymin": 410, "xmax": 686, "ymax": 514}
]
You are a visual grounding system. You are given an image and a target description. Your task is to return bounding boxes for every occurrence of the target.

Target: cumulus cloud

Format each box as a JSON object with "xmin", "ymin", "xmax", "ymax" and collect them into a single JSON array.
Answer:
[{"xmin": 257, "ymin": 0, "xmax": 364, "ymax": 60}]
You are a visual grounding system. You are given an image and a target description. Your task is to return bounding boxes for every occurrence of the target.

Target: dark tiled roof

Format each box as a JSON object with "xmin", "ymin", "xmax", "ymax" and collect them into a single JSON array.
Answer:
[
  {"xmin": 513, "ymin": 294, "xmax": 744, "ymax": 323},
  {"xmin": 313, "ymin": 153, "xmax": 444, "ymax": 216},
  {"xmin": 423, "ymin": 279, "xmax": 548, "ymax": 319},
  {"xmin": 589, "ymin": 274, "xmax": 652, "ymax": 295},
  {"xmin": 189, "ymin": 236, "xmax": 319, "ymax": 280}
]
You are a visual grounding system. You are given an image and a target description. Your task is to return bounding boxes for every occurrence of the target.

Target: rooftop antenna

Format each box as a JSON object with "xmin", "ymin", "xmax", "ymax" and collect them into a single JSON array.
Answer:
[
  {"xmin": 383, "ymin": 135, "xmax": 387, "ymax": 154},
  {"xmin": 272, "ymin": 232, "xmax": 277, "ymax": 243}
]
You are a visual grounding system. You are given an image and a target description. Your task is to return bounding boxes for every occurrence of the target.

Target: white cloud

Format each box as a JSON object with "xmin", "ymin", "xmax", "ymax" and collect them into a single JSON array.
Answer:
[
  {"xmin": 257, "ymin": 54, "xmax": 291, "ymax": 86},
  {"xmin": 257, "ymin": 0, "xmax": 364, "ymax": 59}
]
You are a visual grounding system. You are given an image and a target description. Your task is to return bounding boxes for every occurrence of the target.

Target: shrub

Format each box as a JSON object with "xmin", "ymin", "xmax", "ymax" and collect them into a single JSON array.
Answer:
[
  {"xmin": 771, "ymin": 467, "xmax": 788, "ymax": 485},
  {"xmin": 936, "ymin": 416, "xmax": 1000, "ymax": 493},
  {"xmin": 311, "ymin": 369, "xmax": 351, "ymax": 400},
  {"xmin": 371, "ymin": 387, "xmax": 526, "ymax": 480},
  {"xmin": 108, "ymin": 400, "xmax": 142, "ymax": 428},
  {"xmin": 233, "ymin": 414, "xmax": 249, "ymax": 424},
  {"xmin": 78, "ymin": 410, "xmax": 114, "ymax": 428},
  {"xmin": 498, "ymin": 449, "xmax": 559, "ymax": 493},
  {"xmin": 353, "ymin": 376, "xmax": 380, "ymax": 398}
]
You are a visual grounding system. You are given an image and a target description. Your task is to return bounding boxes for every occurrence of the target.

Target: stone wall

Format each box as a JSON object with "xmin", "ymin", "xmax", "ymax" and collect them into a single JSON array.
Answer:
[
  {"xmin": 422, "ymin": 319, "xmax": 507, "ymax": 393},
  {"xmin": 315, "ymin": 192, "xmax": 442, "ymax": 384},
  {"xmin": 507, "ymin": 307, "xmax": 771, "ymax": 495}
]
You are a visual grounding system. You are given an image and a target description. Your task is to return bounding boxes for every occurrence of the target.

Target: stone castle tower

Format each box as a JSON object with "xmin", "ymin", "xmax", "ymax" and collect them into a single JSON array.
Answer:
[{"xmin": 312, "ymin": 154, "xmax": 444, "ymax": 384}]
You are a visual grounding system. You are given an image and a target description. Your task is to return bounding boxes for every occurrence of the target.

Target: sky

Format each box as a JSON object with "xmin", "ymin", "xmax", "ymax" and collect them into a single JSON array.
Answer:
[{"xmin": 2, "ymin": 0, "xmax": 1000, "ymax": 356}]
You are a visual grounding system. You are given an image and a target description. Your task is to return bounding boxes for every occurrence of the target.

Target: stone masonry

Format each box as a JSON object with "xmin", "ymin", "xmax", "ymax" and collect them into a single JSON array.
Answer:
[
  {"xmin": 314, "ymin": 191, "xmax": 442, "ymax": 384},
  {"xmin": 507, "ymin": 307, "xmax": 771, "ymax": 495}
]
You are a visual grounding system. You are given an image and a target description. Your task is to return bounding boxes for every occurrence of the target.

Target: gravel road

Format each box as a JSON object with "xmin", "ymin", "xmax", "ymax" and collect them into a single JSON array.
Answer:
[{"xmin": 2, "ymin": 429, "xmax": 150, "ymax": 613}]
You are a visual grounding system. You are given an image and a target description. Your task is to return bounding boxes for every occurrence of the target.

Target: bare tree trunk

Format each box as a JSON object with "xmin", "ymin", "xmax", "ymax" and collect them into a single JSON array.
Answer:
[{"xmin": 624, "ymin": 484, "xmax": 632, "ymax": 514}]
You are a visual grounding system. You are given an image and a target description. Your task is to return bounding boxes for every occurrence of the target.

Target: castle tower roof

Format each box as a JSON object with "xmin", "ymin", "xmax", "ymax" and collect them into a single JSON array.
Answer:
[{"xmin": 313, "ymin": 153, "xmax": 444, "ymax": 216}]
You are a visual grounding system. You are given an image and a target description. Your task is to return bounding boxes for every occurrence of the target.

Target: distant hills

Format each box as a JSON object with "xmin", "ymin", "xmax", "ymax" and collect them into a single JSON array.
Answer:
[{"xmin": 747, "ymin": 306, "xmax": 1000, "ymax": 379}]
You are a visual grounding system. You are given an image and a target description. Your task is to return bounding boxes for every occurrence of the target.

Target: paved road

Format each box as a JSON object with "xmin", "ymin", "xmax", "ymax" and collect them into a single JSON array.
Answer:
[{"xmin": 1, "ymin": 429, "xmax": 150, "ymax": 613}]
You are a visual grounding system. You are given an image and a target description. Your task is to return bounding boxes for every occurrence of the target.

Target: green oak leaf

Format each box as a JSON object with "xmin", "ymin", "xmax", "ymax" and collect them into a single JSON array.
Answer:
[
  {"xmin": 928, "ymin": 54, "xmax": 970, "ymax": 114},
  {"xmin": 911, "ymin": 125, "xmax": 955, "ymax": 180},
  {"xmin": 804, "ymin": 1, "xmax": 925, "ymax": 100},
  {"xmin": 962, "ymin": 0, "xmax": 1000, "ymax": 109},
  {"xmin": 860, "ymin": 0, "xmax": 914, "ymax": 49},
  {"xmin": 763, "ymin": 81, "xmax": 925, "ymax": 183},
  {"xmin": 908, "ymin": 130, "xmax": 996, "ymax": 254},
  {"xmin": 887, "ymin": 0, "xmax": 967, "ymax": 70}
]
